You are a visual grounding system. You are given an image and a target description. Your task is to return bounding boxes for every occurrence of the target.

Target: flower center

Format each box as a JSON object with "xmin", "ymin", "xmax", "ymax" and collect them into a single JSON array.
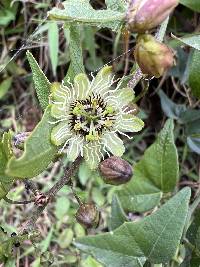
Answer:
[{"xmin": 69, "ymin": 94, "xmax": 116, "ymax": 141}]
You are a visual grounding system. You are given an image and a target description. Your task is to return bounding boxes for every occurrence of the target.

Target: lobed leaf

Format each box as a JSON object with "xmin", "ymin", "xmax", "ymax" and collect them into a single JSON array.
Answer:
[
  {"xmin": 118, "ymin": 119, "xmax": 178, "ymax": 212},
  {"xmin": 48, "ymin": 0, "xmax": 125, "ymax": 32},
  {"xmin": 6, "ymin": 106, "xmax": 58, "ymax": 179},
  {"xmin": 75, "ymin": 188, "xmax": 191, "ymax": 266}
]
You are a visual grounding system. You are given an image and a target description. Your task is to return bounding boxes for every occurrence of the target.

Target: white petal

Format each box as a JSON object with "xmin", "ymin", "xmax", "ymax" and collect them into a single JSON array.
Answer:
[
  {"xmin": 90, "ymin": 66, "xmax": 114, "ymax": 96},
  {"xmin": 51, "ymin": 122, "xmax": 72, "ymax": 146},
  {"xmin": 67, "ymin": 135, "xmax": 84, "ymax": 162},
  {"xmin": 116, "ymin": 114, "xmax": 144, "ymax": 132},
  {"xmin": 101, "ymin": 132, "xmax": 125, "ymax": 157},
  {"xmin": 74, "ymin": 73, "xmax": 91, "ymax": 99},
  {"xmin": 83, "ymin": 142, "xmax": 102, "ymax": 169}
]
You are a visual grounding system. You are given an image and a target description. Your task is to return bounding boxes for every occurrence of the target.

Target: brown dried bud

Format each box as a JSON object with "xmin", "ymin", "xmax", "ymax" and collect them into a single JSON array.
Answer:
[
  {"xmin": 99, "ymin": 156, "xmax": 133, "ymax": 185},
  {"xmin": 134, "ymin": 34, "xmax": 174, "ymax": 78},
  {"xmin": 127, "ymin": 0, "xmax": 178, "ymax": 33},
  {"xmin": 75, "ymin": 203, "xmax": 99, "ymax": 229},
  {"xmin": 34, "ymin": 192, "xmax": 49, "ymax": 207}
]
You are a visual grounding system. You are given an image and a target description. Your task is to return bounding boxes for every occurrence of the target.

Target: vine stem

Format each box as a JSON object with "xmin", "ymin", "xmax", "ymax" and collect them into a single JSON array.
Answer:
[
  {"xmin": 3, "ymin": 196, "xmax": 34, "ymax": 205},
  {"xmin": 19, "ymin": 156, "xmax": 82, "ymax": 234}
]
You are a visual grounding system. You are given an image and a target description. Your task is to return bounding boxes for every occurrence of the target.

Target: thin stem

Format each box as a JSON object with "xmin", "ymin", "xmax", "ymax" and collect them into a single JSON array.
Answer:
[
  {"xmin": 3, "ymin": 196, "xmax": 34, "ymax": 205},
  {"xmin": 19, "ymin": 156, "xmax": 83, "ymax": 234},
  {"xmin": 68, "ymin": 178, "xmax": 83, "ymax": 206},
  {"xmin": 183, "ymin": 238, "xmax": 200, "ymax": 257},
  {"xmin": 133, "ymin": 79, "xmax": 149, "ymax": 103}
]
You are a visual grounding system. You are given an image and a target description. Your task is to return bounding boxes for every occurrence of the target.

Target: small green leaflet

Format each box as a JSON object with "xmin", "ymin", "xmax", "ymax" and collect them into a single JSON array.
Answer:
[
  {"xmin": 26, "ymin": 51, "xmax": 51, "ymax": 110},
  {"xmin": 6, "ymin": 106, "xmax": 58, "ymax": 179},
  {"xmin": 75, "ymin": 188, "xmax": 191, "ymax": 266}
]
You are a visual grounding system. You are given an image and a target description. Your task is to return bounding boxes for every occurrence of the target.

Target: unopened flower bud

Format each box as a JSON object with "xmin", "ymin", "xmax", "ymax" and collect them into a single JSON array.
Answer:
[
  {"xmin": 99, "ymin": 156, "xmax": 133, "ymax": 185},
  {"xmin": 127, "ymin": 0, "xmax": 178, "ymax": 33},
  {"xmin": 75, "ymin": 203, "xmax": 99, "ymax": 229},
  {"xmin": 134, "ymin": 34, "xmax": 174, "ymax": 78}
]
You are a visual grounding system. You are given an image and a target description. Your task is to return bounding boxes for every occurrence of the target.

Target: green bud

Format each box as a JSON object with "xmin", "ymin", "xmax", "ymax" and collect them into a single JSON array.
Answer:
[
  {"xmin": 99, "ymin": 156, "xmax": 133, "ymax": 185},
  {"xmin": 134, "ymin": 34, "xmax": 174, "ymax": 78}
]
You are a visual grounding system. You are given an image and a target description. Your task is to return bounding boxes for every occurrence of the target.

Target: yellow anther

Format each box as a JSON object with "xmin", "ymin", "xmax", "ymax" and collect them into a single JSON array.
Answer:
[
  {"xmin": 74, "ymin": 123, "xmax": 82, "ymax": 131},
  {"xmin": 91, "ymin": 99, "xmax": 98, "ymax": 108},
  {"xmin": 104, "ymin": 119, "xmax": 113, "ymax": 127}
]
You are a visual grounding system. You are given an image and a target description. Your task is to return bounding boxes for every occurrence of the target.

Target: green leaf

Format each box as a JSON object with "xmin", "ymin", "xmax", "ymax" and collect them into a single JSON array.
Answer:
[
  {"xmin": 0, "ymin": 1, "xmax": 18, "ymax": 27},
  {"xmin": 118, "ymin": 120, "xmax": 178, "ymax": 212},
  {"xmin": 158, "ymin": 90, "xmax": 187, "ymax": 120},
  {"xmin": 48, "ymin": 21, "xmax": 59, "ymax": 76},
  {"xmin": 0, "ymin": 77, "xmax": 12, "ymax": 99},
  {"xmin": 0, "ymin": 131, "xmax": 14, "ymax": 199},
  {"xmin": 180, "ymin": 0, "xmax": 200, "ymax": 12},
  {"xmin": 187, "ymin": 136, "xmax": 200, "ymax": 154},
  {"xmin": 0, "ymin": 131, "xmax": 14, "ymax": 182},
  {"xmin": 108, "ymin": 195, "xmax": 127, "ymax": 231},
  {"xmin": 55, "ymin": 196, "xmax": 70, "ymax": 220},
  {"xmin": 6, "ymin": 106, "xmax": 58, "ymax": 179},
  {"xmin": 26, "ymin": 51, "xmax": 51, "ymax": 110},
  {"xmin": 75, "ymin": 188, "xmax": 191, "ymax": 266},
  {"xmin": 58, "ymin": 228, "xmax": 74, "ymax": 249},
  {"xmin": 82, "ymin": 256, "xmax": 103, "ymax": 267},
  {"xmin": 105, "ymin": 0, "xmax": 127, "ymax": 12},
  {"xmin": 172, "ymin": 34, "xmax": 200, "ymax": 50},
  {"xmin": 133, "ymin": 119, "xmax": 179, "ymax": 193},
  {"xmin": 64, "ymin": 25, "xmax": 85, "ymax": 83},
  {"xmin": 78, "ymin": 162, "xmax": 92, "ymax": 186},
  {"xmin": 40, "ymin": 227, "xmax": 54, "ymax": 253},
  {"xmin": 189, "ymin": 49, "xmax": 200, "ymax": 99},
  {"xmin": 0, "ymin": 181, "xmax": 12, "ymax": 200},
  {"xmin": 118, "ymin": 192, "xmax": 162, "ymax": 213},
  {"xmin": 48, "ymin": 0, "xmax": 124, "ymax": 31}
]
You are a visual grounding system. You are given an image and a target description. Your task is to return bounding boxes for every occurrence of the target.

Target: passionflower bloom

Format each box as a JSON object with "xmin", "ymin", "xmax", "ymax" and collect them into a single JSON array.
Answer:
[{"xmin": 50, "ymin": 66, "xmax": 144, "ymax": 169}]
